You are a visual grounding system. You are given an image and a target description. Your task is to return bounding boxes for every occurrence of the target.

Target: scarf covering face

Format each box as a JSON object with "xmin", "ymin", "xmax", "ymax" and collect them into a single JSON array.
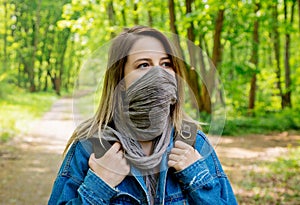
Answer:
[{"xmin": 100, "ymin": 66, "xmax": 177, "ymax": 171}]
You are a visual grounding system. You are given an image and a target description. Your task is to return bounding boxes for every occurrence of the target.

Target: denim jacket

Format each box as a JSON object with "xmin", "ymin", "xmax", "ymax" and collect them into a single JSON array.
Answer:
[{"xmin": 48, "ymin": 131, "xmax": 237, "ymax": 205}]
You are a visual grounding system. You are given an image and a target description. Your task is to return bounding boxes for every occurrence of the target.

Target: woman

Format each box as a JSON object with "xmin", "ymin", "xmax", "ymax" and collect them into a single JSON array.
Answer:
[{"xmin": 48, "ymin": 26, "xmax": 237, "ymax": 205}]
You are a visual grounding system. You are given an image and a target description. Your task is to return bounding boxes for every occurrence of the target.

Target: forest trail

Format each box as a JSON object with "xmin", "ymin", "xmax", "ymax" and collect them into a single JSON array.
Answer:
[
  {"xmin": 216, "ymin": 132, "xmax": 300, "ymax": 200},
  {"xmin": 0, "ymin": 97, "xmax": 299, "ymax": 204},
  {"xmin": 0, "ymin": 97, "xmax": 76, "ymax": 205}
]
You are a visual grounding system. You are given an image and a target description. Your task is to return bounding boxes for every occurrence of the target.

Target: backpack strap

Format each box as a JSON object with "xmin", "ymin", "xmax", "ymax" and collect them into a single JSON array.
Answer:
[
  {"xmin": 89, "ymin": 137, "xmax": 113, "ymax": 158},
  {"xmin": 175, "ymin": 120, "xmax": 197, "ymax": 146}
]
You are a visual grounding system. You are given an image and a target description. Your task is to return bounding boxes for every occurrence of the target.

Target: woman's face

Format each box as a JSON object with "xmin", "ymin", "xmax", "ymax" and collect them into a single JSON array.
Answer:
[{"xmin": 124, "ymin": 35, "xmax": 175, "ymax": 87}]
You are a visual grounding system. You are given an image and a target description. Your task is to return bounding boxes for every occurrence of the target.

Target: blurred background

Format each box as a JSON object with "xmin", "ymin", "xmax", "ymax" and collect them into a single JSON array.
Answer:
[{"xmin": 0, "ymin": 0, "xmax": 299, "ymax": 204}]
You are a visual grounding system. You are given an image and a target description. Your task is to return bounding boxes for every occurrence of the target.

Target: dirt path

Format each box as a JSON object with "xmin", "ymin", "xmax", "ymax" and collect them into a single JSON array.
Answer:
[
  {"xmin": 0, "ymin": 97, "xmax": 76, "ymax": 205},
  {"xmin": 0, "ymin": 97, "xmax": 299, "ymax": 204},
  {"xmin": 216, "ymin": 132, "xmax": 300, "ymax": 202}
]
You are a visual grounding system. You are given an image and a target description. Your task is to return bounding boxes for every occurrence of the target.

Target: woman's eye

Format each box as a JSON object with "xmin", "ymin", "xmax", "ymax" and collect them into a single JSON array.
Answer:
[
  {"xmin": 161, "ymin": 62, "xmax": 172, "ymax": 68},
  {"xmin": 137, "ymin": 63, "xmax": 150, "ymax": 69}
]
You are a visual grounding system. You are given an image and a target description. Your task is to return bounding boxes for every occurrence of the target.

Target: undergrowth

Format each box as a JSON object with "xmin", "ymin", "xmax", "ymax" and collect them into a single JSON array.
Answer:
[{"xmin": 200, "ymin": 108, "xmax": 300, "ymax": 136}]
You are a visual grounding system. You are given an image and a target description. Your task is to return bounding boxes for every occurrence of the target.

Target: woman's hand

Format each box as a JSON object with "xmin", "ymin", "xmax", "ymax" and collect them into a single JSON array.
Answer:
[
  {"xmin": 168, "ymin": 140, "xmax": 202, "ymax": 171},
  {"xmin": 88, "ymin": 142, "xmax": 130, "ymax": 188}
]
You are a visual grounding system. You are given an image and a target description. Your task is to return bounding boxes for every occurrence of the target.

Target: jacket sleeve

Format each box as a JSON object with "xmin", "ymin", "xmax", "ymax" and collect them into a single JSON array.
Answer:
[
  {"xmin": 48, "ymin": 141, "xmax": 118, "ymax": 205},
  {"xmin": 173, "ymin": 131, "xmax": 238, "ymax": 205}
]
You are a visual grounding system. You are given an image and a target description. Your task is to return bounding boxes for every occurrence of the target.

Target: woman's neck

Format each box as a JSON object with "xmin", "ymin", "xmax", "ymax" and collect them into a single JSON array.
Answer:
[{"xmin": 139, "ymin": 141, "xmax": 153, "ymax": 156}]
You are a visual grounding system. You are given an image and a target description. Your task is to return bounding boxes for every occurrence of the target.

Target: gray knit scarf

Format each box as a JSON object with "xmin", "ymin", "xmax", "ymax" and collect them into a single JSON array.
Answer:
[{"xmin": 100, "ymin": 66, "xmax": 177, "ymax": 199}]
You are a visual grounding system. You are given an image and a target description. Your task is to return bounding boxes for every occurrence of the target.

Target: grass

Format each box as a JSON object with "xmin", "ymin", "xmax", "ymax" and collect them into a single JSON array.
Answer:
[
  {"xmin": 234, "ymin": 146, "xmax": 300, "ymax": 204},
  {"xmin": 0, "ymin": 83, "xmax": 57, "ymax": 142}
]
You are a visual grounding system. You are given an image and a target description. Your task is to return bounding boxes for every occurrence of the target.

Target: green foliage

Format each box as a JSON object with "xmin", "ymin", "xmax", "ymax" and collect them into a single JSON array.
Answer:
[
  {"xmin": 223, "ymin": 108, "xmax": 300, "ymax": 136},
  {"xmin": 0, "ymin": 83, "xmax": 57, "ymax": 142},
  {"xmin": 0, "ymin": 0, "xmax": 299, "ymax": 136}
]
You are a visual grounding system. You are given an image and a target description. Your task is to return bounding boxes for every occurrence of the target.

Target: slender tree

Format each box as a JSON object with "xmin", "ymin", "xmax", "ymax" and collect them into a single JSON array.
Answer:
[
  {"xmin": 203, "ymin": 9, "xmax": 225, "ymax": 113},
  {"xmin": 121, "ymin": 2, "xmax": 127, "ymax": 26},
  {"xmin": 3, "ymin": 0, "xmax": 8, "ymax": 71},
  {"xmin": 107, "ymin": 1, "xmax": 116, "ymax": 37},
  {"xmin": 168, "ymin": 0, "xmax": 183, "ymax": 55},
  {"xmin": 271, "ymin": 1, "xmax": 284, "ymax": 108},
  {"xmin": 30, "ymin": 0, "xmax": 41, "ymax": 92},
  {"xmin": 248, "ymin": 3, "xmax": 260, "ymax": 111},
  {"xmin": 185, "ymin": 0, "xmax": 204, "ymax": 112},
  {"xmin": 298, "ymin": 0, "xmax": 300, "ymax": 30},
  {"xmin": 283, "ymin": 0, "xmax": 296, "ymax": 108},
  {"xmin": 133, "ymin": 0, "xmax": 139, "ymax": 25},
  {"xmin": 147, "ymin": 3, "xmax": 153, "ymax": 27}
]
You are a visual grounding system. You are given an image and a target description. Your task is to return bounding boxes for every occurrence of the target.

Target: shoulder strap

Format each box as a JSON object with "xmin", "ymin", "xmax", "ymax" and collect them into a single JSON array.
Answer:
[
  {"xmin": 88, "ymin": 137, "xmax": 112, "ymax": 158},
  {"xmin": 175, "ymin": 120, "xmax": 197, "ymax": 146}
]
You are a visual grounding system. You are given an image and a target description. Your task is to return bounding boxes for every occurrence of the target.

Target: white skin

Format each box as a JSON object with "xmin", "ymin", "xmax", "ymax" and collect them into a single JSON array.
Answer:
[{"xmin": 89, "ymin": 36, "xmax": 201, "ymax": 188}]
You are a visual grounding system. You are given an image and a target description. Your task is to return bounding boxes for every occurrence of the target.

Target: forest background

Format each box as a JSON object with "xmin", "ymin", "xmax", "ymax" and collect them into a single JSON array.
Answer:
[
  {"xmin": 0, "ymin": 0, "xmax": 299, "ymax": 204},
  {"xmin": 1, "ymin": 0, "xmax": 300, "ymax": 137}
]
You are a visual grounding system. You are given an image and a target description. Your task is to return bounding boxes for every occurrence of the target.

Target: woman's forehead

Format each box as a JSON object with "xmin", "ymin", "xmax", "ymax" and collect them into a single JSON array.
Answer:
[{"xmin": 128, "ymin": 36, "xmax": 167, "ymax": 55}]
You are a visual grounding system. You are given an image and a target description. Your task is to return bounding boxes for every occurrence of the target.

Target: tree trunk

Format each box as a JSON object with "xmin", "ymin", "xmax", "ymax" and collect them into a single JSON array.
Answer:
[
  {"xmin": 47, "ymin": 69, "xmax": 55, "ymax": 92},
  {"xmin": 197, "ymin": 34, "xmax": 207, "ymax": 111},
  {"xmin": 3, "ymin": 0, "xmax": 8, "ymax": 71},
  {"xmin": 65, "ymin": 38, "xmax": 74, "ymax": 91},
  {"xmin": 55, "ymin": 29, "xmax": 70, "ymax": 95},
  {"xmin": 35, "ymin": 0, "xmax": 41, "ymax": 85},
  {"xmin": 186, "ymin": 0, "xmax": 196, "ymax": 66},
  {"xmin": 134, "ymin": 1, "xmax": 139, "ymax": 25},
  {"xmin": 185, "ymin": 0, "xmax": 203, "ymax": 112},
  {"xmin": 17, "ymin": 63, "xmax": 21, "ymax": 87},
  {"xmin": 121, "ymin": 7, "xmax": 127, "ymax": 26},
  {"xmin": 54, "ymin": 77, "xmax": 61, "ymax": 96},
  {"xmin": 168, "ymin": 0, "xmax": 184, "ymax": 58},
  {"xmin": 38, "ymin": 13, "xmax": 51, "ymax": 91},
  {"xmin": 43, "ymin": 28, "xmax": 53, "ymax": 91},
  {"xmin": 204, "ymin": 9, "xmax": 225, "ymax": 113},
  {"xmin": 211, "ymin": 9, "xmax": 224, "ymax": 70},
  {"xmin": 148, "ymin": 7, "xmax": 153, "ymax": 27},
  {"xmin": 28, "ymin": 0, "xmax": 41, "ymax": 92},
  {"xmin": 211, "ymin": 8, "xmax": 224, "ymax": 88},
  {"xmin": 272, "ymin": 2, "xmax": 284, "ymax": 108},
  {"xmin": 298, "ymin": 0, "xmax": 300, "ymax": 30},
  {"xmin": 248, "ymin": 3, "xmax": 260, "ymax": 112},
  {"xmin": 43, "ymin": 74, "xmax": 48, "ymax": 91},
  {"xmin": 107, "ymin": 1, "xmax": 116, "ymax": 37},
  {"xmin": 249, "ymin": 74, "xmax": 257, "ymax": 110},
  {"xmin": 282, "ymin": 0, "xmax": 296, "ymax": 108}
]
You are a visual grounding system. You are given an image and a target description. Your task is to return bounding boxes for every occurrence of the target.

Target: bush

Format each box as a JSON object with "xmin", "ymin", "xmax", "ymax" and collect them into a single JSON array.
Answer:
[{"xmin": 220, "ymin": 108, "xmax": 300, "ymax": 136}]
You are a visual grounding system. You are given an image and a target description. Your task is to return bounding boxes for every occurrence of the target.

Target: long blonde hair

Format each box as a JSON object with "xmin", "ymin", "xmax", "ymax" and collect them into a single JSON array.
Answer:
[{"xmin": 64, "ymin": 26, "xmax": 187, "ymax": 154}]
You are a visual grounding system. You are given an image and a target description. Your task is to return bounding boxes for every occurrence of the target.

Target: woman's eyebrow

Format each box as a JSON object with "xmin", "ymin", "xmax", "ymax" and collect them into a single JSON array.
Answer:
[
  {"xmin": 133, "ymin": 58, "xmax": 151, "ymax": 64},
  {"xmin": 160, "ymin": 56, "xmax": 171, "ymax": 60},
  {"xmin": 133, "ymin": 56, "xmax": 170, "ymax": 64}
]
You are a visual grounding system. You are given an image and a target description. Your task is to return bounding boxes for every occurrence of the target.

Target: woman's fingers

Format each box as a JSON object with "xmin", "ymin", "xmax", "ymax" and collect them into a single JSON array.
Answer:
[
  {"xmin": 174, "ymin": 140, "xmax": 193, "ymax": 150},
  {"xmin": 89, "ymin": 142, "xmax": 130, "ymax": 188},
  {"xmin": 168, "ymin": 140, "xmax": 201, "ymax": 171},
  {"xmin": 109, "ymin": 141, "xmax": 122, "ymax": 153}
]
